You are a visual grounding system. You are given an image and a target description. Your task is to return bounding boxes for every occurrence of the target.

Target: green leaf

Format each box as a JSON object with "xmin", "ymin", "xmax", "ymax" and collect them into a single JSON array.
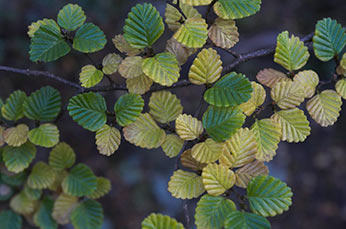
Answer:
[
  {"xmin": 142, "ymin": 213, "xmax": 184, "ymax": 229},
  {"xmin": 57, "ymin": 4, "xmax": 86, "ymax": 31},
  {"xmin": 23, "ymin": 86, "xmax": 61, "ymax": 121},
  {"xmin": 124, "ymin": 3, "xmax": 164, "ymax": 49},
  {"xmin": 181, "ymin": 0, "xmax": 213, "ymax": 6},
  {"xmin": 52, "ymin": 193, "xmax": 78, "ymax": 225},
  {"xmin": 70, "ymin": 200, "xmax": 104, "ymax": 229},
  {"xmin": 34, "ymin": 197, "xmax": 58, "ymax": 229},
  {"xmin": 28, "ymin": 18, "xmax": 57, "ymax": 38},
  {"xmin": 1, "ymin": 90, "xmax": 27, "ymax": 121},
  {"xmin": 29, "ymin": 22, "xmax": 70, "ymax": 62},
  {"xmin": 114, "ymin": 93, "xmax": 144, "ymax": 127},
  {"xmin": 247, "ymin": 175, "xmax": 293, "ymax": 217},
  {"xmin": 23, "ymin": 186, "xmax": 42, "ymax": 200},
  {"xmin": 173, "ymin": 18, "xmax": 208, "ymax": 48},
  {"xmin": 27, "ymin": 162, "xmax": 56, "ymax": 189},
  {"xmin": 0, "ymin": 210, "xmax": 22, "ymax": 229},
  {"xmin": 195, "ymin": 194, "xmax": 236, "ymax": 229},
  {"xmin": 313, "ymin": 18, "xmax": 346, "ymax": 61},
  {"xmin": 161, "ymin": 134, "xmax": 184, "ymax": 158},
  {"xmin": 336, "ymin": 78, "xmax": 346, "ymax": 100},
  {"xmin": 49, "ymin": 142, "xmax": 76, "ymax": 170},
  {"xmin": 79, "ymin": 65, "xmax": 104, "ymax": 88},
  {"xmin": 3, "ymin": 142, "xmax": 36, "ymax": 173},
  {"xmin": 62, "ymin": 163, "xmax": 97, "ymax": 197},
  {"xmin": 202, "ymin": 106, "xmax": 245, "ymax": 142},
  {"xmin": 28, "ymin": 123, "xmax": 60, "ymax": 148},
  {"xmin": 86, "ymin": 177, "xmax": 112, "ymax": 199},
  {"xmin": 1, "ymin": 171, "xmax": 27, "ymax": 187},
  {"xmin": 213, "ymin": 0, "xmax": 262, "ymax": 20},
  {"xmin": 274, "ymin": 31, "xmax": 310, "ymax": 72},
  {"xmin": 168, "ymin": 169, "xmax": 205, "ymax": 199},
  {"xmin": 95, "ymin": 124, "xmax": 121, "ymax": 156},
  {"xmin": 142, "ymin": 52, "xmax": 180, "ymax": 86},
  {"xmin": 73, "ymin": 23, "xmax": 106, "ymax": 53},
  {"xmin": 204, "ymin": 72, "xmax": 253, "ymax": 107},
  {"xmin": 149, "ymin": 91, "xmax": 183, "ymax": 123},
  {"xmin": 224, "ymin": 211, "xmax": 271, "ymax": 229},
  {"xmin": 68, "ymin": 92, "xmax": 107, "ymax": 132}
]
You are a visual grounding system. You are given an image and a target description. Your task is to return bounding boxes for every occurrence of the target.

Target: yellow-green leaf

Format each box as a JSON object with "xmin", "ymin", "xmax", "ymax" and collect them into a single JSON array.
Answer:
[
  {"xmin": 95, "ymin": 124, "xmax": 121, "ymax": 156},
  {"xmin": 175, "ymin": 114, "xmax": 203, "ymax": 141},
  {"xmin": 213, "ymin": 0, "xmax": 262, "ymax": 20},
  {"xmin": 0, "ymin": 126, "xmax": 4, "ymax": 147},
  {"xmin": 293, "ymin": 70, "xmax": 319, "ymax": 98},
  {"xmin": 86, "ymin": 177, "xmax": 111, "ymax": 199},
  {"xmin": 49, "ymin": 142, "xmax": 76, "ymax": 170},
  {"xmin": 335, "ymin": 79, "xmax": 346, "ymax": 100},
  {"xmin": 52, "ymin": 193, "xmax": 78, "ymax": 225},
  {"xmin": 256, "ymin": 68, "xmax": 290, "ymax": 88},
  {"xmin": 202, "ymin": 163, "xmax": 235, "ymax": 196},
  {"xmin": 79, "ymin": 65, "xmax": 104, "ymax": 88},
  {"xmin": 166, "ymin": 37, "xmax": 197, "ymax": 66},
  {"xmin": 173, "ymin": 18, "xmax": 208, "ymax": 48},
  {"xmin": 239, "ymin": 82, "xmax": 266, "ymax": 116},
  {"xmin": 126, "ymin": 74, "xmax": 153, "ymax": 95},
  {"xmin": 208, "ymin": 18, "xmax": 239, "ymax": 49},
  {"xmin": 271, "ymin": 81, "xmax": 305, "ymax": 109},
  {"xmin": 119, "ymin": 56, "xmax": 143, "ymax": 79},
  {"xmin": 3, "ymin": 142, "xmax": 36, "ymax": 173},
  {"xmin": 3, "ymin": 124, "xmax": 29, "ymax": 147},
  {"xmin": 102, "ymin": 53, "xmax": 122, "ymax": 75},
  {"xmin": 161, "ymin": 134, "xmax": 184, "ymax": 158},
  {"xmin": 191, "ymin": 138, "xmax": 224, "ymax": 163},
  {"xmin": 1, "ymin": 90, "xmax": 27, "ymax": 121},
  {"xmin": 112, "ymin": 34, "xmax": 142, "ymax": 56},
  {"xmin": 142, "ymin": 213, "xmax": 184, "ymax": 229},
  {"xmin": 235, "ymin": 160, "xmax": 269, "ymax": 188},
  {"xmin": 28, "ymin": 123, "xmax": 59, "ymax": 148},
  {"xmin": 27, "ymin": 162, "xmax": 56, "ymax": 189},
  {"xmin": 10, "ymin": 192, "xmax": 37, "ymax": 215},
  {"xmin": 181, "ymin": 0, "xmax": 213, "ymax": 6}
]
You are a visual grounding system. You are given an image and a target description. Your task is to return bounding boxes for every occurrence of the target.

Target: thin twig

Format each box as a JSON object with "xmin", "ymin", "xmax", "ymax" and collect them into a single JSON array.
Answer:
[{"xmin": 183, "ymin": 200, "xmax": 190, "ymax": 227}]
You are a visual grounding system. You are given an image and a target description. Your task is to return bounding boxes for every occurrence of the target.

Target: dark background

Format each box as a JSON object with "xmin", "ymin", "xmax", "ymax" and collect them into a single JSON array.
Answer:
[{"xmin": 1, "ymin": 0, "xmax": 346, "ymax": 228}]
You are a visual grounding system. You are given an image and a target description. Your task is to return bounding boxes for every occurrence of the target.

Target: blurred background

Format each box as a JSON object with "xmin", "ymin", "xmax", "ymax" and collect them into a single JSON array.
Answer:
[{"xmin": 0, "ymin": 0, "xmax": 346, "ymax": 228}]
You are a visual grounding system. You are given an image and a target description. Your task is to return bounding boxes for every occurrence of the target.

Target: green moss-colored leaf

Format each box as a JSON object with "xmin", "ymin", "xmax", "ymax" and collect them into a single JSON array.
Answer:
[
  {"xmin": 173, "ymin": 18, "xmax": 208, "ymax": 48},
  {"xmin": 0, "ymin": 210, "xmax": 22, "ymax": 229},
  {"xmin": 3, "ymin": 142, "xmax": 36, "ymax": 173},
  {"xmin": 142, "ymin": 213, "xmax": 184, "ymax": 229},
  {"xmin": 213, "ymin": 0, "xmax": 261, "ymax": 20},
  {"xmin": 27, "ymin": 162, "xmax": 56, "ymax": 189},
  {"xmin": 52, "ymin": 193, "xmax": 78, "ymax": 225},
  {"xmin": 79, "ymin": 65, "xmax": 104, "ymax": 88},
  {"xmin": 161, "ymin": 134, "xmax": 184, "ymax": 158},
  {"xmin": 57, "ymin": 4, "xmax": 86, "ymax": 31},
  {"xmin": 34, "ymin": 197, "xmax": 58, "ymax": 229},
  {"xmin": 114, "ymin": 93, "xmax": 144, "ymax": 127},
  {"xmin": 73, "ymin": 23, "xmax": 106, "ymax": 53},
  {"xmin": 28, "ymin": 123, "xmax": 59, "ymax": 148},
  {"xmin": 10, "ymin": 191, "xmax": 37, "ymax": 215},
  {"xmin": 224, "ymin": 211, "xmax": 271, "ymax": 229},
  {"xmin": 95, "ymin": 124, "xmax": 121, "ymax": 156},
  {"xmin": 49, "ymin": 142, "xmax": 76, "ymax": 170},
  {"xmin": 70, "ymin": 199, "xmax": 103, "ymax": 229},
  {"xmin": 1, "ymin": 90, "xmax": 27, "ymax": 121},
  {"xmin": 149, "ymin": 91, "xmax": 183, "ymax": 123},
  {"xmin": 86, "ymin": 177, "xmax": 111, "ymax": 199},
  {"xmin": 28, "ymin": 18, "xmax": 57, "ymax": 38}
]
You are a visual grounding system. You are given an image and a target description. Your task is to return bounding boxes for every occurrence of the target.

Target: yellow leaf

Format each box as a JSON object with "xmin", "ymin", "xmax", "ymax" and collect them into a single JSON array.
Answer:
[
  {"xmin": 112, "ymin": 34, "xmax": 141, "ymax": 56},
  {"xmin": 123, "ymin": 113, "xmax": 166, "ymax": 149},
  {"xmin": 161, "ymin": 134, "xmax": 184, "ymax": 158},
  {"xmin": 256, "ymin": 68, "xmax": 290, "ymax": 88},
  {"xmin": 79, "ymin": 65, "xmax": 104, "ymax": 88},
  {"xmin": 188, "ymin": 48, "xmax": 223, "ymax": 85},
  {"xmin": 239, "ymin": 82, "xmax": 266, "ymax": 116},
  {"xmin": 271, "ymin": 81, "xmax": 305, "ymax": 109},
  {"xmin": 52, "ymin": 193, "xmax": 79, "ymax": 224},
  {"xmin": 3, "ymin": 124, "xmax": 29, "ymax": 147},
  {"xmin": 191, "ymin": 138, "xmax": 224, "ymax": 163},
  {"xmin": 235, "ymin": 160, "xmax": 269, "ymax": 188},
  {"xmin": 126, "ymin": 74, "xmax": 153, "ymax": 95},
  {"xmin": 118, "ymin": 56, "xmax": 143, "ymax": 79},
  {"xmin": 293, "ymin": 70, "xmax": 319, "ymax": 98},
  {"xmin": 202, "ymin": 163, "xmax": 235, "ymax": 196},
  {"xmin": 180, "ymin": 149, "xmax": 207, "ymax": 171},
  {"xmin": 175, "ymin": 114, "xmax": 204, "ymax": 140},
  {"xmin": 149, "ymin": 91, "xmax": 183, "ymax": 123},
  {"xmin": 102, "ymin": 53, "xmax": 122, "ymax": 75},
  {"xmin": 95, "ymin": 124, "xmax": 121, "ymax": 156},
  {"xmin": 181, "ymin": 0, "xmax": 213, "ymax": 6},
  {"xmin": 335, "ymin": 79, "xmax": 346, "ymax": 100},
  {"xmin": 306, "ymin": 90, "xmax": 342, "ymax": 127},
  {"xmin": 173, "ymin": 18, "xmax": 208, "ymax": 48},
  {"xmin": 208, "ymin": 18, "xmax": 239, "ymax": 49}
]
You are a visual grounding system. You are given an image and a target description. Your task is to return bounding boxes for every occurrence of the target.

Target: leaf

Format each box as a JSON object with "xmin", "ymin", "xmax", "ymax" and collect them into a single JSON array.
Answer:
[
  {"xmin": 28, "ymin": 18, "xmax": 57, "ymax": 38},
  {"xmin": 23, "ymin": 186, "xmax": 42, "ymax": 200},
  {"xmin": 239, "ymin": 82, "xmax": 266, "ymax": 116},
  {"xmin": 95, "ymin": 124, "xmax": 121, "ymax": 156},
  {"xmin": 3, "ymin": 124, "xmax": 29, "ymax": 147},
  {"xmin": 256, "ymin": 68, "xmax": 290, "ymax": 88},
  {"xmin": 235, "ymin": 160, "xmax": 269, "ymax": 188},
  {"xmin": 250, "ymin": 119, "xmax": 281, "ymax": 162},
  {"xmin": 23, "ymin": 86, "xmax": 61, "ymax": 121},
  {"xmin": 49, "ymin": 142, "xmax": 76, "ymax": 170},
  {"xmin": 124, "ymin": 3, "xmax": 164, "ymax": 49},
  {"xmin": 168, "ymin": 169, "xmax": 205, "ymax": 199},
  {"xmin": 70, "ymin": 200, "xmax": 103, "ymax": 229},
  {"xmin": 102, "ymin": 53, "xmax": 122, "ymax": 75},
  {"xmin": 73, "ymin": 23, "xmax": 106, "ymax": 53},
  {"xmin": 247, "ymin": 175, "xmax": 293, "ymax": 217},
  {"xmin": 204, "ymin": 72, "xmax": 253, "ymax": 107},
  {"xmin": 208, "ymin": 18, "xmax": 239, "ymax": 49},
  {"xmin": 28, "ymin": 123, "xmax": 60, "ymax": 148},
  {"xmin": 1, "ymin": 90, "xmax": 27, "ymax": 121},
  {"xmin": 224, "ymin": 211, "xmax": 271, "ymax": 229},
  {"xmin": 114, "ymin": 93, "xmax": 144, "ymax": 127},
  {"xmin": 52, "ymin": 193, "xmax": 78, "ymax": 225},
  {"xmin": 62, "ymin": 163, "xmax": 97, "ymax": 197},
  {"xmin": 222, "ymin": 128, "xmax": 257, "ymax": 168},
  {"xmin": 166, "ymin": 37, "xmax": 197, "ymax": 66},
  {"xmin": 1, "ymin": 171, "xmax": 27, "ymax": 187},
  {"xmin": 142, "ymin": 52, "xmax": 180, "ymax": 86},
  {"xmin": 119, "ymin": 56, "xmax": 143, "ymax": 79},
  {"xmin": 0, "ymin": 210, "xmax": 22, "ymax": 229},
  {"xmin": 189, "ymin": 48, "xmax": 223, "ymax": 85},
  {"xmin": 274, "ymin": 31, "xmax": 310, "ymax": 72},
  {"xmin": 293, "ymin": 70, "xmax": 319, "ymax": 98},
  {"xmin": 48, "ymin": 170, "xmax": 68, "ymax": 192},
  {"xmin": 112, "ymin": 34, "xmax": 142, "ymax": 56},
  {"xmin": 57, "ymin": 3, "xmax": 86, "ymax": 31},
  {"xmin": 271, "ymin": 108, "xmax": 311, "ymax": 143},
  {"xmin": 191, "ymin": 138, "xmax": 224, "ymax": 163},
  {"xmin": 213, "ymin": 0, "xmax": 262, "ymax": 20},
  {"xmin": 27, "ymin": 162, "xmax": 56, "ymax": 189},
  {"xmin": 313, "ymin": 18, "xmax": 346, "ymax": 61},
  {"xmin": 142, "ymin": 213, "xmax": 184, "ymax": 229},
  {"xmin": 79, "ymin": 65, "xmax": 104, "ymax": 88},
  {"xmin": 68, "ymin": 92, "xmax": 107, "ymax": 132},
  {"xmin": 161, "ymin": 134, "xmax": 184, "ymax": 158},
  {"xmin": 173, "ymin": 18, "xmax": 208, "ymax": 48},
  {"xmin": 180, "ymin": 149, "xmax": 207, "ymax": 171},
  {"xmin": 306, "ymin": 90, "xmax": 342, "ymax": 127},
  {"xmin": 335, "ymin": 78, "xmax": 346, "ymax": 100},
  {"xmin": 195, "ymin": 194, "xmax": 236, "ymax": 229},
  {"xmin": 202, "ymin": 106, "xmax": 245, "ymax": 142},
  {"xmin": 10, "ymin": 192, "xmax": 37, "ymax": 215},
  {"xmin": 0, "ymin": 126, "xmax": 5, "ymax": 147},
  {"xmin": 149, "ymin": 91, "xmax": 183, "ymax": 123},
  {"xmin": 175, "ymin": 114, "xmax": 203, "ymax": 141},
  {"xmin": 181, "ymin": 0, "xmax": 213, "ymax": 5},
  {"xmin": 86, "ymin": 177, "xmax": 111, "ymax": 199},
  {"xmin": 123, "ymin": 113, "xmax": 166, "ymax": 149},
  {"xmin": 165, "ymin": 1, "xmax": 202, "ymax": 32},
  {"xmin": 271, "ymin": 81, "xmax": 305, "ymax": 109},
  {"xmin": 29, "ymin": 22, "xmax": 70, "ymax": 62},
  {"xmin": 126, "ymin": 74, "xmax": 153, "ymax": 95},
  {"xmin": 34, "ymin": 197, "xmax": 58, "ymax": 229},
  {"xmin": 202, "ymin": 163, "xmax": 235, "ymax": 196},
  {"xmin": 3, "ymin": 142, "xmax": 36, "ymax": 173}
]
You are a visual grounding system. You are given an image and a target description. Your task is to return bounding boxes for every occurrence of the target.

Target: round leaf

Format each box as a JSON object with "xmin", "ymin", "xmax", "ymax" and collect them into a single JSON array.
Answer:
[
  {"xmin": 102, "ymin": 53, "xmax": 122, "ymax": 75},
  {"xmin": 161, "ymin": 134, "xmax": 184, "ymax": 158},
  {"xmin": 73, "ymin": 23, "xmax": 106, "ymax": 53},
  {"xmin": 166, "ymin": 37, "xmax": 197, "ymax": 66},
  {"xmin": 33, "ymin": 197, "xmax": 58, "ymax": 229},
  {"xmin": 114, "ymin": 93, "xmax": 144, "ymax": 127},
  {"xmin": 202, "ymin": 163, "xmax": 235, "ymax": 196},
  {"xmin": 149, "ymin": 91, "xmax": 183, "ymax": 123},
  {"xmin": 1, "ymin": 90, "xmax": 27, "ymax": 121},
  {"xmin": 191, "ymin": 138, "xmax": 224, "ymax": 163},
  {"xmin": 52, "ymin": 193, "xmax": 78, "ymax": 225},
  {"xmin": 3, "ymin": 142, "xmax": 36, "ymax": 173},
  {"xmin": 208, "ymin": 18, "xmax": 239, "ymax": 49},
  {"xmin": 181, "ymin": 0, "xmax": 213, "ymax": 5},
  {"xmin": 271, "ymin": 81, "xmax": 305, "ymax": 109},
  {"xmin": 239, "ymin": 82, "xmax": 266, "ymax": 116},
  {"xmin": 224, "ymin": 211, "xmax": 271, "ymax": 229},
  {"xmin": 119, "ymin": 56, "xmax": 143, "ymax": 79},
  {"xmin": 57, "ymin": 3, "xmax": 86, "ymax": 31},
  {"xmin": 112, "ymin": 34, "xmax": 142, "ymax": 56},
  {"xmin": 0, "ymin": 210, "xmax": 22, "ymax": 229},
  {"xmin": 142, "ymin": 213, "xmax": 184, "ymax": 229},
  {"xmin": 70, "ymin": 200, "xmax": 103, "ymax": 229},
  {"xmin": 126, "ymin": 74, "xmax": 153, "ymax": 95},
  {"xmin": 86, "ymin": 177, "xmax": 111, "ymax": 199},
  {"xmin": 27, "ymin": 162, "xmax": 56, "ymax": 189},
  {"xmin": 79, "ymin": 65, "xmax": 104, "ymax": 88},
  {"xmin": 49, "ymin": 142, "xmax": 76, "ymax": 170},
  {"xmin": 173, "ymin": 18, "xmax": 208, "ymax": 48},
  {"xmin": 256, "ymin": 68, "xmax": 290, "ymax": 88},
  {"xmin": 180, "ymin": 149, "xmax": 207, "ymax": 171},
  {"xmin": 293, "ymin": 70, "xmax": 319, "ymax": 98},
  {"xmin": 10, "ymin": 192, "xmax": 37, "ymax": 215},
  {"xmin": 95, "ymin": 124, "xmax": 121, "ymax": 156},
  {"xmin": 213, "ymin": 0, "xmax": 261, "ymax": 20},
  {"xmin": 336, "ymin": 78, "xmax": 346, "ymax": 100},
  {"xmin": 175, "ymin": 114, "xmax": 204, "ymax": 141},
  {"xmin": 235, "ymin": 160, "xmax": 269, "ymax": 188},
  {"xmin": 28, "ymin": 123, "xmax": 60, "ymax": 148},
  {"xmin": 3, "ymin": 124, "xmax": 29, "ymax": 147}
]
